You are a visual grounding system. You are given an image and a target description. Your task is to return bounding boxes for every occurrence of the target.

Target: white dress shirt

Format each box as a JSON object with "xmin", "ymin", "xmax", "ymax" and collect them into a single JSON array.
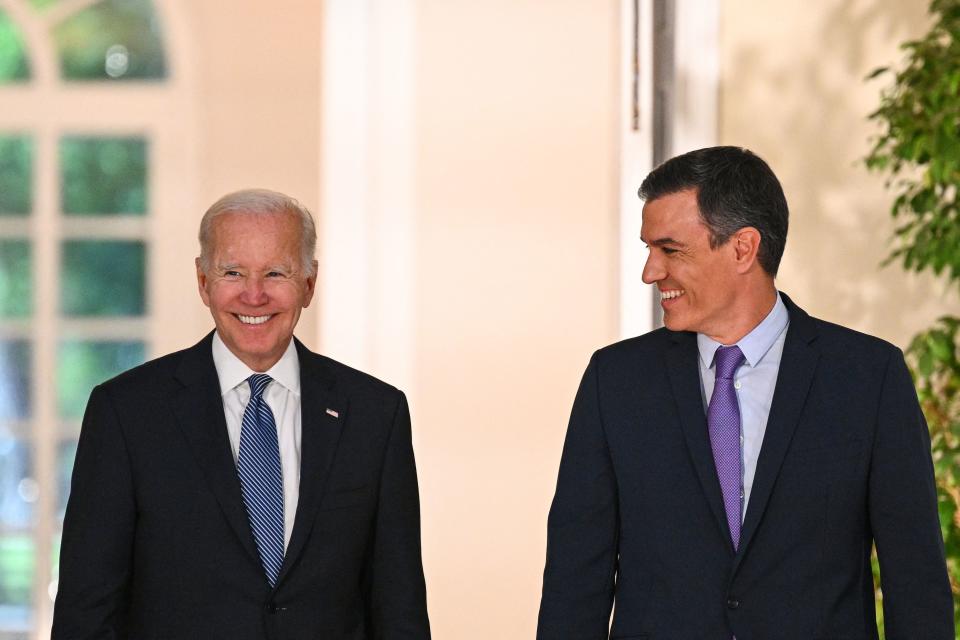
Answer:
[
  {"xmin": 697, "ymin": 292, "xmax": 789, "ymax": 520},
  {"xmin": 211, "ymin": 332, "xmax": 301, "ymax": 549}
]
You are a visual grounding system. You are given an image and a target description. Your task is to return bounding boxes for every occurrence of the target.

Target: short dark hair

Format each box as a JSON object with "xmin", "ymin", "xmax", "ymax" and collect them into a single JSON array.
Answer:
[{"xmin": 638, "ymin": 146, "xmax": 789, "ymax": 276}]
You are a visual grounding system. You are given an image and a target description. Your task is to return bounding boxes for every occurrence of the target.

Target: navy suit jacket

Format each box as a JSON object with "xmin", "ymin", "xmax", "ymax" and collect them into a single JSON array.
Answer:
[
  {"xmin": 537, "ymin": 294, "xmax": 952, "ymax": 639},
  {"xmin": 53, "ymin": 333, "xmax": 430, "ymax": 640}
]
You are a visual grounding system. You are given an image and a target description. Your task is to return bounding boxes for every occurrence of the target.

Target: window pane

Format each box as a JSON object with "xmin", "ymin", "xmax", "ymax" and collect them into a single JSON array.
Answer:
[
  {"xmin": 0, "ymin": 137, "xmax": 32, "ymax": 216},
  {"xmin": 55, "ymin": 440, "xmax": 77, "ymax": 524},
  {"xmin": 54, "ymin": 0, "xmax": 166, "ymax": 81},
  {"xmin": 60, "ymin": 240, "xmax": 145, "ymax": 316},
  {"xmin": 0, "ymin": 535, "xmax": 33, "ymax": 633},
  {"xmin": 60, "ymin": 137, "xmax": 147, "ymax": 215},
  {"xmin": 0, "ymin": 342, "xmax": 30, "ymax": 421},
  {"xmin": 0, "ymin": 241, "xmax": 31, "ymax": 318},
  {"xmin": 0, "ymin": 10, "xmax": 30, "ymax": 84},
  {"xmin": 0, "ymin": 438, "xmax": 34, "ymax": 529},
  {"xmin": 57, "ymin": 341, "xmax": 145, "ymax": 419}
]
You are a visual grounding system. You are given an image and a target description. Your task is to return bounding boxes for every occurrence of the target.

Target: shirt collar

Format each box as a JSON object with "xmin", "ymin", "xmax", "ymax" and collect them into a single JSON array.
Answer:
[
  {"xmin": 697, "ymin": 291, "xmax": 789, "ymax": 370},
  {"xmin": 211, "ymin": 332, "xmax": 301, "ymax": 396}
]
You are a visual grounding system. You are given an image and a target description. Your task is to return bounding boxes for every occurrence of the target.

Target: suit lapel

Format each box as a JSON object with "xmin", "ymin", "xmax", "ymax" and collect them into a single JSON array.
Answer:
[
  {"xmin": 734, "ymin": 295, "xmax": 820, "ymax": 570},
  {"xmin": 276, "ymin": 340, "xmax": 347, "ymax": 585},
  {"xmin": 170, "ymin": 332, "xmax": 261, "ymax": 565},
  {"xmin": 666, "ymin": 331, "xmax": 733, "ymax": 549}
]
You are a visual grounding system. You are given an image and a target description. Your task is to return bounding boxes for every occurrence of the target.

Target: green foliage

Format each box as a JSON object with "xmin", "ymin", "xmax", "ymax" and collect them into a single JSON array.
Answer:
[
  {"xmin": 0, "ymin": 535, "xmax": 34, "ymax": 607},
  {"xmin": 0, "ymin": 9, "xmax": 30, "ymax": 83},
  {"xmin": 60, "ymin": 240, "xmax": 146, "ymax": 316},
  {"xmin": 0, "ymin": 136, "xmax": 33, "ymax": 215},
  {"xmin": 54, "ymin": 0, "xmax": 166, "ymax": 81},
  {"xmin": 909, "ymin": 318, "xmax": 960, "ymax": 597},
  {"xmin": 865, "ymin": 0, "xmax": 960, "ymax": 633},
  {"xmin": 60, "ymin": 137, "xmax": 148, "ymax": 215},
  {"xmin": 0, "ymin": 240, "xmax": 32, "ymax": 318},
  {"xmin": 866, "ymin": 0, "xmax": 960, "ymax": 284}
]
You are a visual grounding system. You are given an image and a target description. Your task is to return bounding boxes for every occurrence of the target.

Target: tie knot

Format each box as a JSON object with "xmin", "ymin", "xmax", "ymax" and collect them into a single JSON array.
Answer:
[
  {"xmin": 714, "ymin": 345, "xmax": 745, "ymax": 380},
  {"xmin": 247, "ymin": 373, "xmax": 273, "ymax": 400}
]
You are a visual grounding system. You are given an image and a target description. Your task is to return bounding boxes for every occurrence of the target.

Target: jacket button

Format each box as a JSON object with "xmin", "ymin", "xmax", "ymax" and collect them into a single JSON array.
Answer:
[
  {"xmin": 726, "ymin": 597, "xmax": 740, "ymax": 610},
  {"xmin": 265, "ymin": 602, "xmax": 278, "ymax": 614}
]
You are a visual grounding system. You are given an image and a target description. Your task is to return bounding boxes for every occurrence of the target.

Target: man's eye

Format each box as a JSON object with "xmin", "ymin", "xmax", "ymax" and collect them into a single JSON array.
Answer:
[
  {"xmin": 224, "ymin": 271, "xmax": 241, "ymax": 277},
  {"xmin": 662, "ymin": 247, "xmax": 678, "ymax": 255},
  {"xmin": 266, "ymin": 271, "xmax": 285, "ymax": 278}
]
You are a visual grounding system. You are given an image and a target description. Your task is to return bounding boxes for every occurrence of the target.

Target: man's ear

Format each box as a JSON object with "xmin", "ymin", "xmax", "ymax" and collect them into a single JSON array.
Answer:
[
  {"xmin": 196, "ymin": 257, "xmax": 211, "ymax": 308},
  {"xmin": 302, "ymin": 260, "xmax": 318, "ymax": 308},
  {"xmin": 732, "ymin": 227, "xmax": 762, "ymax": 274}
]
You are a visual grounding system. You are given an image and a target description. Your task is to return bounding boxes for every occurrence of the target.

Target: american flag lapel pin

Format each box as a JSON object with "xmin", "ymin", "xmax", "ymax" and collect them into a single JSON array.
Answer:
[{"xmin": 325, "ymin": 408, "xmax": 339, "ymax": 418}]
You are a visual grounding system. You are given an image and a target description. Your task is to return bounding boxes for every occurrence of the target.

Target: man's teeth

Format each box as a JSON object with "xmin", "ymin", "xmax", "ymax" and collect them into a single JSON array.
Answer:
[
  {"xmin": 238, "ymin": 314, "xmax": 272, "ymax": 325},
  {"xmin": 660, "ymin": 290, "xmax": 685, "ymax": 300}
]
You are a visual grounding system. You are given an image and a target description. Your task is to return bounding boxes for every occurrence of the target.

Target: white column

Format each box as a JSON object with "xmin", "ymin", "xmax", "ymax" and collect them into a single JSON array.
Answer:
[{"xmin": 319, "ymin": 0, "xmax": 417, "ymax": 393}]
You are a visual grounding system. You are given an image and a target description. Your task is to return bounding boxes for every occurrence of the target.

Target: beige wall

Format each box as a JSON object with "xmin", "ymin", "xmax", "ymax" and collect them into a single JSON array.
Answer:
[
  {"xmin": 720, "ymin": 0, "xmax": 957, "ymax": 348},
  {"xmin": 411, "ymin": 2, "xmax": 620, "ymax": 636}
]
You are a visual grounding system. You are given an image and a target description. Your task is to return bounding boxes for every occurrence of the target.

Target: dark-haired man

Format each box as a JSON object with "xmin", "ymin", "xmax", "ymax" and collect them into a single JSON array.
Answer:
[{"xmin": 537, "ymin": 146, "xmax": 953, "ymax": 638}]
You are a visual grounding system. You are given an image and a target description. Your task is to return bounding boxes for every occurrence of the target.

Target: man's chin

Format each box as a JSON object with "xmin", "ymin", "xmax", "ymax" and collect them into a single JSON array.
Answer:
[
  {"xmin": 219, "ymin": 333, "xmax": 286, "ymax": 368},
  {"xmin": 661, "ymin": 314, "xmax": 690, "ymax": 333}
]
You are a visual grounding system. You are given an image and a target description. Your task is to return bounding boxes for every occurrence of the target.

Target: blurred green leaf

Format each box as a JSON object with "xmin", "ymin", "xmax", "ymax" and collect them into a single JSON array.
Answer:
[
  {"xmin": 60, "ymin": 240, "xmax": 145, "ymax": 316},
  {"xmin": 0, "ymin": 136, "xmax": 33, "ymax": 215},
  {"xmin": 0, "ymin": 240, "xmax": 31, "ymax": 318},
  {"xmin": 55, "ymin": 0, "xmax": 166, "ymax": 81},
  {"xmin": 0, "ymin": 8, "xmax": 30, "ymax": 83},
  {"xmin": 60, "ymin": 137, "xmax": 147, "ymax": 215},
  {"xmin": 0, "ymin": 535, "xmax": 34, "ymax": 607}
]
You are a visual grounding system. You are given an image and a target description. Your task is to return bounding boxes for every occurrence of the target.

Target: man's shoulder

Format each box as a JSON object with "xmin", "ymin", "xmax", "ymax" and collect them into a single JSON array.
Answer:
[
  {"xmin": 598, "ymin": 326, "xmax": 677, "ymax": 353},
  {"xmin": 97, "ymin": 340, "xmax": 206, "ymax": 397},
  {"xmin": 794, "ymin": 306, "xmax": 903, "ymax": 364},
  {"xmin": 589, "ymin": 327, "xmax": 677, "ymax": 369}
]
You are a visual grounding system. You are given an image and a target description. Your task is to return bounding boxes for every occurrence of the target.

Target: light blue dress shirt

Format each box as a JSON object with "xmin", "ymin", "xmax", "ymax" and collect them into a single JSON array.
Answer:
[{"xmin": 697, "ymin": 292, "xmax": 789, "ymax": 521}]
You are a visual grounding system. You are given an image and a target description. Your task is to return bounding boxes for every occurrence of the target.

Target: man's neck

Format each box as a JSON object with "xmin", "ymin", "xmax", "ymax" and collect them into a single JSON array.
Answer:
[{"xmin": 703, "ymin": 285, "xmax": 778, "ymax": 345}]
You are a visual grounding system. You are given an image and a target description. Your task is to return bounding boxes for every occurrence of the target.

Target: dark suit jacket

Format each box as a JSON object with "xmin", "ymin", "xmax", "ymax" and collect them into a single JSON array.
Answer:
[
  {"xmin": 537, "ymin": 294, "xmax": 953, "ymax": 639},
  {"xmin": 52, "ymin": 333, "xmax": 430, "ymax": 640}
]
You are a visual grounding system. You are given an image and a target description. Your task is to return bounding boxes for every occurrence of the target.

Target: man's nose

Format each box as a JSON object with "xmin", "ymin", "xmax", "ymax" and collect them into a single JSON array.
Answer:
[
  {"xmin": 641, "ymin": 253, "xmax": 663, "ymax": 285},
  {"xmin": 240, "ymin": 276, "xmax": 269, "ymax": 304}
]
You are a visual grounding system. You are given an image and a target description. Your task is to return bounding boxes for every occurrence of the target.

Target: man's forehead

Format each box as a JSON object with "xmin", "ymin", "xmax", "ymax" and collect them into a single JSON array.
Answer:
[
  {"xmin": 641, "ymin": 208, "xmax": 704, "ymax": 242},
  {"xmin": 209, "ymin": 212, "xmax": 301, "ymax": 245}
]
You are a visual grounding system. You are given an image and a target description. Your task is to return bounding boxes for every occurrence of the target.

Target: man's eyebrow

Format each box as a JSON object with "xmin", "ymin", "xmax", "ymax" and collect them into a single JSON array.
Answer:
[{"xmin": 642, "ymin": 237, "xmax": 685, "ymax": 247}]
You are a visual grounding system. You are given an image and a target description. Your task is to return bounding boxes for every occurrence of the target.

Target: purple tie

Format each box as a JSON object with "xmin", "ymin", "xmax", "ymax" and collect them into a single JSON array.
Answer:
[{"xmin": 708, "ymin": 345, "xmax": 746, "ymax": 550}]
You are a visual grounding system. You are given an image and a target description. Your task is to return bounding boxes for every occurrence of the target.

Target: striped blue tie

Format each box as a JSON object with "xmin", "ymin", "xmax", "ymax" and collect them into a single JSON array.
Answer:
[{"xmin": 238, "ymin": 373, "xmax": 285, "ymax": 587}]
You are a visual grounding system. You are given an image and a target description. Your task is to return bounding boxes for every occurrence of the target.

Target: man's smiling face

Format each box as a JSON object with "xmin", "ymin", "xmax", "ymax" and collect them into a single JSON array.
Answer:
[
  {"xmin": 640, "ymin": 188, "xmax": 740, "ymax": 339},
  {"xmin": 197, "ymin": 210, "xmax": 316, "ymax": 371}
]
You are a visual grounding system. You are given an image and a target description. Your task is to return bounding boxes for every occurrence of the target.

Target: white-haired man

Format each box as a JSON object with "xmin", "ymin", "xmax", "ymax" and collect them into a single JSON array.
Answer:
[{"xmin": 53, "ymin": 189, "xmax": 431, "ymax": 639}]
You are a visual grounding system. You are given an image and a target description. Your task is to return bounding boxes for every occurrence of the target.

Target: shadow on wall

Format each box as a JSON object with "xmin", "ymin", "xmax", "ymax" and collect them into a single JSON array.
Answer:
[{"xmin": 715, "ymin": 0, "xmax": 955, "ymax": 347}]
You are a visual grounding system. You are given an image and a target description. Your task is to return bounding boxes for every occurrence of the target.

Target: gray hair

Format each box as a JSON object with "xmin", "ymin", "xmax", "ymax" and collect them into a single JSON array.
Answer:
[{"xmin": 198, "ymin": 188, "xmax": 317, "ymax": 277}]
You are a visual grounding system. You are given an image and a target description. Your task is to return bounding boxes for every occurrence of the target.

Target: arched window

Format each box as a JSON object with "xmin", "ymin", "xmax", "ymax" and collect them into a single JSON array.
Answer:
[{"xmin": 0, "ymin": 1, "xmax": 185, "ymax": 637}]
